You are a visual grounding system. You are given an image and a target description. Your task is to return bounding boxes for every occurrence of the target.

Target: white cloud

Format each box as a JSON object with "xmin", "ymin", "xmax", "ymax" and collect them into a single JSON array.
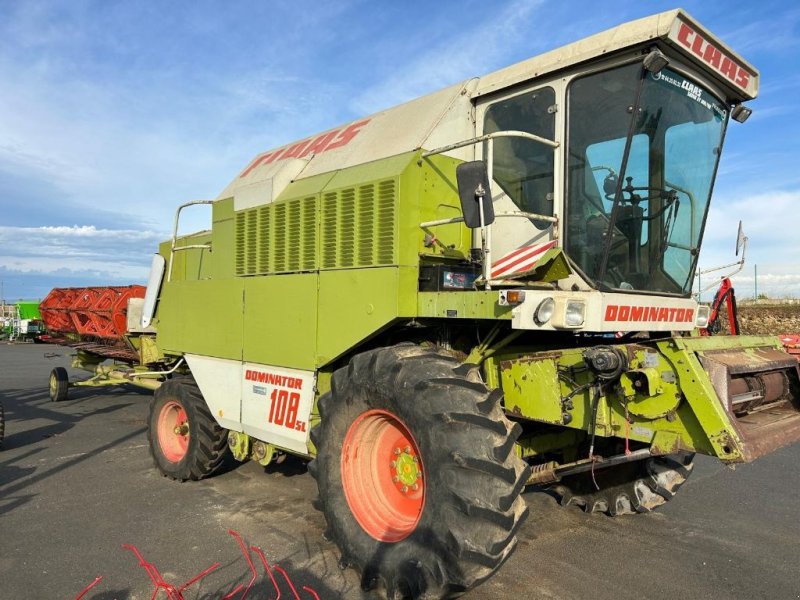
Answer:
[
  {"xmin": 697, "ymin": 191, "xmax": 800, "ymax": 299},
  {"xmin": 0, "ymin": 225, "xmax": 162, "ymax": 274},
  {"xmin": 727, "ymin": 267, "xmax": 800, "ymax": 300}
]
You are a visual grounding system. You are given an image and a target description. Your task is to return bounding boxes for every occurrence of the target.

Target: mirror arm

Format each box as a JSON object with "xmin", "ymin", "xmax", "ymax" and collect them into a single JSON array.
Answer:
[{"xmin": 482, "ymin": 141, "xmax": 494, "ymax": 289}]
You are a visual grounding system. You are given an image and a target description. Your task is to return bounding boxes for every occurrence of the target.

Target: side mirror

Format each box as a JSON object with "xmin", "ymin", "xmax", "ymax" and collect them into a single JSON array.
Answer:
[
  {"xmin": 603, "ymin": 172, "xmax": 618, "ymax": 196},
  {"xmin": 456, "ymin": 161, "xmax": 495, "ymax": 229},
  {"xmin": 736, "ymin": 220, "xmax": 746, "ymax": 257}
]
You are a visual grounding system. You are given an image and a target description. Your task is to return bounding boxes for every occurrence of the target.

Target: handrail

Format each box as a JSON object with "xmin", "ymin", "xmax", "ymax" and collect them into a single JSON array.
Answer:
[
  {"xmin": 167, "ymin": 200, "xmax": 214, "ymax": 282},
  {"xmin": 420, "ymin": 130, "xmax": 559, "ymax": 162},
  {"xmin": 420, "ymin": 211, "xmax": 557, "ymax": 229},
  {"xmin": 419, "ymin": 131, "xmax": 560, "ymax": 289}
]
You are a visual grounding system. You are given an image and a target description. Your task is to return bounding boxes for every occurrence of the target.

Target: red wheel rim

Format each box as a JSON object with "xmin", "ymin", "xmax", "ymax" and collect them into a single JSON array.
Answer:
[
  {"xmin": 341, "ymin": 409, "xmax": 425, "ymax": 542},
  {"xmin": 157, "ymin": 401, "xmax": 190, "ymax": 463}
]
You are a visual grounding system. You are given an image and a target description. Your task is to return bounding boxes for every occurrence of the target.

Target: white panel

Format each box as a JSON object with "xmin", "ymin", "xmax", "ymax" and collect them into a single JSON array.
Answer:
[
  {"xmin": 217, "ymin": 82, "xmax": 471, "ymax": 201},
  {"xmin": 240, "ymin": 363, "xmax": 316, "ymax": 455},
  {"xmin": 185, "ymin": 355, "xmax": 316, "ymax": 455},
  {"xmin": 184, "ymin": 354, "xmax": 242, "ymax": 431},
  {"xmin": 141, "ymin": 254, "xmax": 165, "ymax": 328},
  {"xmin": 233, "ymin": 157, "xmax": 309, "ymax": 211},
  {"xmin": 510, "ymin": 290, "xmax": 698, "ymax": 333},
  {"xmin": 127, "ymin": 298, "xmax": 156, "ymax": 333}
]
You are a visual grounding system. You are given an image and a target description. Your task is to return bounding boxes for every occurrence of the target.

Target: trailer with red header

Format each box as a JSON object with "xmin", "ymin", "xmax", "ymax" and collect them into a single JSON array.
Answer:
[{"xmin": 38, "ymin": 285, "xmax": 175, "ymax": 401}]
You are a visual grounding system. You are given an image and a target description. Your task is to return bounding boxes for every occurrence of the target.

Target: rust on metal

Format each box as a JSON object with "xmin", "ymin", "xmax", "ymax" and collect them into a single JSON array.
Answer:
[
  {"xmin": 499, "ymin": 350, "xmax": 563, "ymax": 370},
  {"xmin": 735, "ymin": 403, "xmax": 800, "ymax": 462},
  {"xmin": 526, "ymin": 461, "xmax": 560, "ymax": 485},
  {"xmin": 700, "ymin": 344, "xmax": 800, "ymax": 463}
]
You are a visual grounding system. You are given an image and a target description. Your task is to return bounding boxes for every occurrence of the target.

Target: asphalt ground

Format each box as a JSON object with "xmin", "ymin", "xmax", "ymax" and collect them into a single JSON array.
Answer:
[{"xmin": 1, "ymin": 342, "xmax": 799, "ymax": 600}]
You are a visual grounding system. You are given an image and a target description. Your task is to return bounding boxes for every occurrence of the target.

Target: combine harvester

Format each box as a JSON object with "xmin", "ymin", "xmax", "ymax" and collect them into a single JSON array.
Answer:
[{"xmin": 41, "ymin": 10, "xmax": 800, "ymax": 599}]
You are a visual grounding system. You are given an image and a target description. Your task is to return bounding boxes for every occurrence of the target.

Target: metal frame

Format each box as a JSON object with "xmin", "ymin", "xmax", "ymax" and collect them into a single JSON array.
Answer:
[
  {"xmin": 421, "ymin": 131, "xmax": 560, "ymax": 288},
  {"xmin": 167, "ymin": 200, "xmax": 214, "ymax": 282}
]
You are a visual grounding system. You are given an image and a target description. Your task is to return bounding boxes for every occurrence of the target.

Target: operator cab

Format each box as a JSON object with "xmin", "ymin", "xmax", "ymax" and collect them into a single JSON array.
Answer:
[{"xmin": 462, "ymin": 11, "xmax": 757, "ymax": 310}]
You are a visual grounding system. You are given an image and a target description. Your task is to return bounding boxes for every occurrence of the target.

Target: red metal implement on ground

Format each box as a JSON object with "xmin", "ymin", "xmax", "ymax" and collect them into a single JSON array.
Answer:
[{"xmin": 74, "ymin": 529, "xmax": 321, "ymax": 600}]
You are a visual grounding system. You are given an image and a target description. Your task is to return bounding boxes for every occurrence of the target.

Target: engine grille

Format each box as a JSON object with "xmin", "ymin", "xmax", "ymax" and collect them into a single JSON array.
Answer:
[{"xmin": 235, "ymin": 179, "xmax": 397, "ymax": 276}]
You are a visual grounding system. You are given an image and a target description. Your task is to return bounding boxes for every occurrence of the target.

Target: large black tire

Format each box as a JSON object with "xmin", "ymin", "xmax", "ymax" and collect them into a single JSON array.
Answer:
[
  {"xmin": 550, "ymin": 451, "xmax": 694, "ymax": 516},
  {"xmin": 49, "ymin": 367, "xmax": 69, "ymax": 402},
  {"xmin": 147, "ymin": 378, "xmax": 230, "ymax": 481},
  {"xmin": 309, "ymin": 345, "xmax": 529, "ymax": 600},
  {"xmin": 0, "ymin": 401, "xmax": 4, "ymax": 449}
]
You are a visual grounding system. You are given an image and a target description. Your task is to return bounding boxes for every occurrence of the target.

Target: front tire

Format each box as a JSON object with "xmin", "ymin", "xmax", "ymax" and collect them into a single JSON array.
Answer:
[
  {"xmin": 309, "ymin": 345, "xmax": 529, "ymax": 599},
  {"xmin": 147, "ymin": 378, "xmax": 230, "ymax": 481}
]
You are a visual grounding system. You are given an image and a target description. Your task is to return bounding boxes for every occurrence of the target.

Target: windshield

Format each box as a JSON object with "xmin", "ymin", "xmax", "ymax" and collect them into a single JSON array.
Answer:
[{"xmin": 565, "ymin": 63, "xmax": 727, "ymax": 295}]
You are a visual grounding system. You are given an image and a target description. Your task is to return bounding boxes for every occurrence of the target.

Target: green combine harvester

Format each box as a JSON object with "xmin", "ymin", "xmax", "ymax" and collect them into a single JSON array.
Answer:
[
  {"xmin": 44, "ymin": 9, "xmax": 800, "ymax": 599},
  {"xmin": 1, "ymin": 301, "xmax": 44, "ymax": 341}
]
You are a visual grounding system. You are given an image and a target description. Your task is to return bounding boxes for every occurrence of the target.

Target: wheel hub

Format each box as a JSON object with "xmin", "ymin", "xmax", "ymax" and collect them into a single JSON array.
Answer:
[
  {"xmin": 341, "ymin": 409, "xmax": 425, "ymax": 543},
  {"xmin": 157, "ymin": 400, "xmax": 190, "ymax": 463},
  {"xmin": 392, "ymin": 447, "xmax": 421, "ymax": 491}
]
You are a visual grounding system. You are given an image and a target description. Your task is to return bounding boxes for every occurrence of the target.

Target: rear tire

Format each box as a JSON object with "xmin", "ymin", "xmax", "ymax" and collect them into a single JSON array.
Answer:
[
  {"xmin": 49, "ymin": 367, "xmax": 69, "ymax": 402},
  {"xmin": 551, "ymin": 452, "xmax": 694, "ymax": 516},
  {"xmin": 309, "ymin": 345, "xmax": 529, "ymax": 599},
  {"xmin": 147, "ymin": 378, "xmax": 230, "ymax": 481}
]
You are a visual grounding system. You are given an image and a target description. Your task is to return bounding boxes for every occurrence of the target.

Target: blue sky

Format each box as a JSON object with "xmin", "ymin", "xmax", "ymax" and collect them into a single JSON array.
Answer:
[{"xmin": 0, "ymin": 0, "xmax": 798, "ymax": 301}]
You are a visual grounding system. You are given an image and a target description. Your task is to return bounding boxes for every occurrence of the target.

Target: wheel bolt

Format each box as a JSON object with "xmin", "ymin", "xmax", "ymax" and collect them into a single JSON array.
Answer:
[
  {"xmin": 404, "ymin": 446, "xmax": 411, "ymax": 454},
  {"xmin": 390, "ymin": 460, "xmax": 397, "ymax": 468},
  {"xmin": 393, "ymin": 476, "xmax": 399, "ymax": 483},
  {"xmin": 412, "ymin": 483, "xmax": 419, "ymax": 491},
  {"xmin": 394, "ymin": 448, "xmax": 401, "ymax": 456},
  {"xmin": 417, "ymin": 472, "xmax": 422, "ymax": 480},
  {"xmin": 412, "ymin": 456, "xmax": 418, "ymax": 463},
  {"xmin": 401, "ymin": 485, "xmax": 408, "ymax": 493}
]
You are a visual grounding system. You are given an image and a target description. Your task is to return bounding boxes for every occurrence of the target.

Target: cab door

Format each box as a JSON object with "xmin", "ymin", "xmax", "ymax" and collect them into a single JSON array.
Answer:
[{"xmin": 478, "ymin": 85, "xmax": 561, "ymax": 279}]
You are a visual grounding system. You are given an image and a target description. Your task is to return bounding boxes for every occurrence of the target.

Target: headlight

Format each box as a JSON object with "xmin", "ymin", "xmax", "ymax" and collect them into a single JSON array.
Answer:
[
  {"xmin": 696, "ymin": 305, "xmax": 710, "ymax": 328},
  {"xmin": 565, "ymin": 300, "xmax": 586, "ymax": 327},
  {"xmin": 534, "ymin": 297, "xmax": 555, "ymax": 325}
]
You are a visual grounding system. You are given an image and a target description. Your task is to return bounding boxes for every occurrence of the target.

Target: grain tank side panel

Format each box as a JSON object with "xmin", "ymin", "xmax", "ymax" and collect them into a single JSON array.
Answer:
[
  {"xmin": 156, "ymin": 278, "xmax": 244, "ymax": 360},
  {"xmin": 315, "ymin": 266, "xmax": 405, "ymax": 367},
  {"xmin": 243, "ymin": 273, "xmax": 318, "ymax": 371}
]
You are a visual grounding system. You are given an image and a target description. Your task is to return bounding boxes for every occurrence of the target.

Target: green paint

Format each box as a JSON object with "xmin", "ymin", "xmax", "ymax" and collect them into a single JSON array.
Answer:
[
  {"xmin": 16, "ymin": 302, "xmax": 41, "ymax": 320},
  {"xmin": 520, "ymin": 248, "xmax": 572, "ymax": 283},
  {"xmin": 154, "ymin": 150, "xmax": 476, "ymax": 369},
  {"xmin": 156, "ymin": 278, "xmax": 245, "ymax": 360},
  {"xmin": 488, "ymin": 335, "xmax": 797, "ymax": 463},
  {"xmin": 243, "ymin": 274, "xmax": 318, "ymax": 370},
  {"xmin": 228, "ymin": 431, "xmax": 251, "ymax": 461},
  {"xmin": 418, "ymin": 291, "xmax": 512, "ymax": 320}
]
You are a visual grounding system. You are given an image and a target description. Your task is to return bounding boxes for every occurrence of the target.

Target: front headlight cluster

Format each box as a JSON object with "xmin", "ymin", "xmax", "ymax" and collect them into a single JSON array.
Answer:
[
  {"xmin": 534, "ymin": 298, "xmax": 555, "ymax": 325},
  {"xmin": 695, "ymin": 305, "xmax": 711, "ymax": 328},
  {"xmin": 533, "ymin": 297, "xmax": 586, "ymax": 328},
  {"xmin": 564, "ymin": 300, "xmax": 586, "ymax": 327}
]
